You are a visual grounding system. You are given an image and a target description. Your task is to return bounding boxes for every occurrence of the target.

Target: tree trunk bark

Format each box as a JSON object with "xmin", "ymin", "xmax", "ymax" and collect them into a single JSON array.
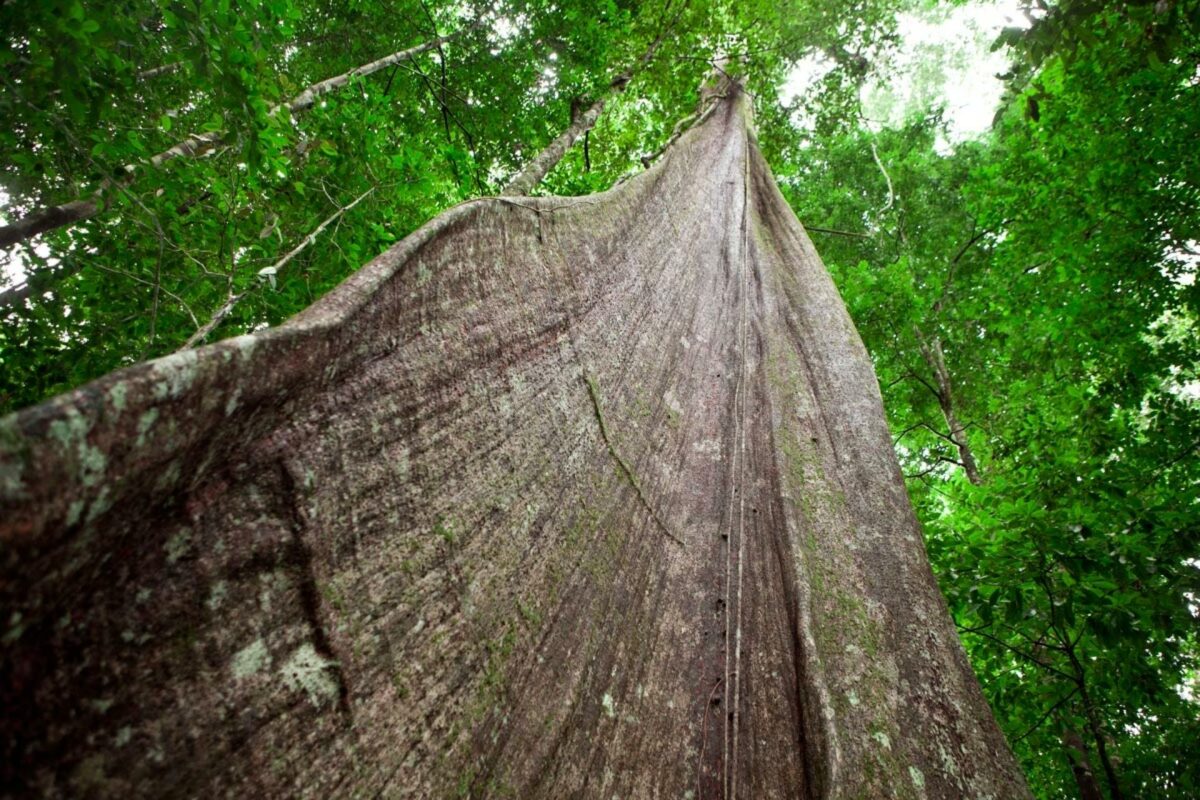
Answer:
[
  {"xmin": 1073, "ymin": 664, "xmax": 1124, "ymax": 800},
  {"xmin": 1063, "ymin": 728, "xmax": 1105, "ymax": 800},
  {"xmin": 0, "ymin": 86, "xmax": 1029, "ymax": 798}
]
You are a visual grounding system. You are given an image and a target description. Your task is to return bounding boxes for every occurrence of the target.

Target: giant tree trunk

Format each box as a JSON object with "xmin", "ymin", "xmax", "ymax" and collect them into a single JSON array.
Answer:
[{"xmin": 0, "ymin": 87, "xmax": 1029, "ymax": 798}]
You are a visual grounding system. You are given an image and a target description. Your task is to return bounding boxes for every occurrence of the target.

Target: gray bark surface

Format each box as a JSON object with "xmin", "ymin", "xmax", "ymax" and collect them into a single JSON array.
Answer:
[{"xmin": 0, "ymin": 88, "xmax": 1029, "ymax": 798}]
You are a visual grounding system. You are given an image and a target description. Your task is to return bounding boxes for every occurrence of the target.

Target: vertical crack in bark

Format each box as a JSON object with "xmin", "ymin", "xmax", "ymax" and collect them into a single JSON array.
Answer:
[
  {"xmin": 583, "ymin": 370, "xmax": 683, "ymax": 545},
  {"xmin": 724, "ymin": 108, "xmax": 754, "ymax": 800},
  {"xmin": 277, "ymin": 459, "xmax": 353, "ymax": 720},
  {"xmin": 764, "ymin": 467, "xmax": 822, "ymax": 800}
]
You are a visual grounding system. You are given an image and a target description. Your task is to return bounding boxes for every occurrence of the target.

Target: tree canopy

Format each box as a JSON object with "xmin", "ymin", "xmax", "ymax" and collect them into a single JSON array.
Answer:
[{"xmin": 1, "ymin": 1, "xmax": 1198, "ymax": 798}]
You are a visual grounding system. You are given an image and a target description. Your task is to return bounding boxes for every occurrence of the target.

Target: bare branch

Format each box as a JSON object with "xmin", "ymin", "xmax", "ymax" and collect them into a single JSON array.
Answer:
[
  {"xmin": 0, "ymin": 24, "xmax": 478, "ymax": 249},
  {"xmin": 503, "ymin": 21, "xmax": 671, "ymax": 195},
  {"xmin": 870, "ymin": 141, "xmax": 894, "ymax": 213},
  {"xmin": 1013, "ymin": 687, "xmax": 1079, "ymax": 743},
  {"xmin": 956, "ymin": 623, "xmax": 1077, "ymax": 683},
  {"xmin": 180, "ymin": 186, "xmax": 375, "ymax": 350},
  {"xmin": 137, "ymin": 61, "xmax": 183, "ymax": 80},
  {"xmin": 805, "ymin": 225, "xmax": 871, "ymax": 239},
  {"xmin": 913, "ymin": 326, "xmax": 983, "ymax": 485}
]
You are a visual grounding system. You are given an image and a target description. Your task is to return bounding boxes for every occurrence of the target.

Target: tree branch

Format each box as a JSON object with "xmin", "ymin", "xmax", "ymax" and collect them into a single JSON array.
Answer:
[
  {"xmin": 137, "ymin": 61, "xmax": 183, "ymax": 80},
  {"xmin": 179, "ymin": 186, "xmax": 375, "ymax": 350},
  {"xmin": 503, "ymin": 17, "xmax": 673, "ymax": 195},
  {"xmin": 893, "ymin": 420, "xmax": 965, "ymax": 448},
  {"xmin": 0, "ymin": 23, "xmax": 478, "ymax": 249},
  {"xmin": 805, "ymin": 225, "xmax": 871, "ymax": 238},
  {"xmin": 956, "ymin": 623, "xmax": 1077, "ymax": 683},
  {"xmin": 1013, "ymin": 687, "xmax": 1079, "ymax": 743},
  {"xmin": 870, "ymin": 141, "xmax": 894, "ymax": 213},
  {"xmin": 913, "ymin": 326, "xmax": 983, "ymax": 484}
]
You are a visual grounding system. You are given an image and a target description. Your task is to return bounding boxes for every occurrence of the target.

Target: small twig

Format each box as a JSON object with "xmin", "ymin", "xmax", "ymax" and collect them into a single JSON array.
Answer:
[
  {"xmin": 956, "ymin": 622, "xmax": 1077, "ymax": 683},
  {"xmin": 179, "ymin": 186, "xmax": 375, "ymax": 350},
  {"xmin": 905, "ymin": 456, "xmax": 963, "ymax": 479},
  {"xmin": 583, "ymin": 371, "xmax": 684, "ymax": 545},
  {"xmin": 395, "ymin": 57, "xmax": 486, "ymax": 193},
  {"xmin": 92, "ymin": 263, "xmax": 198, "ymax": 327},
  {"xmin": 142, "ymin": 236, "xmax": 165, "ymax": 359},
  {"xmin": 893, "ymin": 420, "xmax": 965, "ymax": 448},
  {"xmin": 951, "ymin": 225, "xmax": 989, "ymax": 265},
  {"xmin": 641, "ymin": 92, "xmax": 726, "ymax": 169},
  {"xmin": 1013, "ymin": 686, "xmax": 1079, "ymax": 743},
  {"xmin": 805, "ymin": 225, "xmax": 871, "ymax": 239},
  {"xmin": 494, "ymin": 196, "xmax": 601, "ymax": 215},
  {"xmin": 137, "ymin": 61, "xmax": 182, "ymax": 80},
  {"xmin": 932, "ymin": 223, "xmax": 991, "ymax": 315}
]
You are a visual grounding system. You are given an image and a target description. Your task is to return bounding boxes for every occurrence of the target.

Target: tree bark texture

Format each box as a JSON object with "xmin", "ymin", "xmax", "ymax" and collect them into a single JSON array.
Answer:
[{"xmin": 0, "ymin": 88, "xmax": 1029, "ymax": 798}]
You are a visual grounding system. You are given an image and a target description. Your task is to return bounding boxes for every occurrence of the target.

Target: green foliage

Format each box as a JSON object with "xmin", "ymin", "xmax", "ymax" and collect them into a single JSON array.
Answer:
[
  {"xmin": 769, "ymin": 5, "xmax": 1200, "ymax": 797},
  {"xmin": 2, "ymin": 1, "xmax": 1198, "ymax": 798},
  {"xmin": 1, "ymin": 0, "xmax": 890, "ymax": 411}
]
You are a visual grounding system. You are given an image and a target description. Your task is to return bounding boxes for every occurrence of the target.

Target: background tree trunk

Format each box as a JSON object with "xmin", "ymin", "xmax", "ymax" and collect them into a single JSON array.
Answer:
[
  {"xmin": 914, "ymin": 328, "xmax": 983, "ymax": 485},
  {"xmin": 501, "ymin": 31, "xmax": 665, "ymax": 196},
  {"xmin": 0, "ymin": 87, "xmax": 1029, "ymax": 798},
  {"xmin": 1063, "ymin": 728, "xmax": 1105, "ymax": 800}
]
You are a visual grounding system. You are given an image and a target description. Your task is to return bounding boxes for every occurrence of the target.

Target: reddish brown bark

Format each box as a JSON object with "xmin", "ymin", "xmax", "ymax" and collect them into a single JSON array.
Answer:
[
  {"xmin": 0, "ymin": 87, "xmax": 1029, "ymax": 798},
  {"xmin": 1063, "ymin": 728, "xmax": 1105, "ymax": 800}
]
